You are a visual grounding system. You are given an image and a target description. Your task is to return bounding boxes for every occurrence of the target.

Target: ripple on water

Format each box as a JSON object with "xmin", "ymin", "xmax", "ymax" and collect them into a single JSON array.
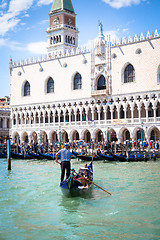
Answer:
[{"xmin": 0, "ymin": 159, "xmax": 160, "ymax": 240}]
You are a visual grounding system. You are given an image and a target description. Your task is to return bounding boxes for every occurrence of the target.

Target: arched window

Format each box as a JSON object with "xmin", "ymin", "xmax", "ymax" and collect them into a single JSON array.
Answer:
[
  {"xmin": 73, "ymin": 73, "xmax": 82, "ymax": 90},
  {"xmin": 124, "ymin": 64, "xmax": 135, "ymax": 83},
  {"xmin": 97, "ymin": 75, "xmax": 106, "ymax": 90},
  {"xmin": 47, "ymin": 77, "xmax": 54, "ymax": 93},
  {"xmin": 24, "ymin": 81, "xmax": 30, "ymax": 96}
]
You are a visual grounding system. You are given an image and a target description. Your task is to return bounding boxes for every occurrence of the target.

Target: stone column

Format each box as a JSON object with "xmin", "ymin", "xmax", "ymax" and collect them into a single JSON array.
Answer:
[
  {"xmin": 145, "ymin": 104, "xmax": 149, "ymax": 123},
  {"xmin": 117, "ymin": 106, "xmax": 120, "ymax": 119},
  {"xmin": 58, "ymin": 110, "xmax": 61, "ymax": 125},
  {"xmin": 69, "ymin": 109, "xmax": 71, "ymax": 125},
  {"xmin": 16, "ymin": 113, "xmax": 18, "ymax": 128},
  {"xmin": 153, "ymin": 107, "xmax": 157, "ymax": 123},
  {"xmin": 29, "ymin": 112, "xmax": 31, "ymax": 126},
  {"xmin": 110, "ymin": 108, "xmax": 113, "ymax": 121},
  {"xmin": 74, "ymin": 109, "xmax": 77, "ymax": 126},
  {"xmin": 104, "ymin": 107, "xmax": 107, "ymax": 124},
  {"xmin": 91, "ymin": 108, "xmax": 94, "ymax": 122},
  {"xmin": 138, "ymin": 106, "xmax": 141, "ymax": 123},
  {"xmin": 80, "ymin": 108, "xmax": 82, "ymax": 125},
  {"xmin": 131, "ymin": 106, "xmax": 134, "ymax": 123},
  {"xmin": 48, "ymin": 111, "xmax": 50, "ymax": 125},
  {"xmin": 124, "ymin": 105, "xmax": 127, "ymax": 120},
  {"xmin": 34, "ymin": 112, "xmax": 36, "ymax": 126},
  {"xmin": 53, "ymin": 110, "xmax": 55, "ymax": 126},
  {"xmin": 97, "ymin": 107, "xmax": 101, "ymax": 124},
  {"xmin": 28, "ymin": 134, "xmax": 32, "ymax": 144},
  {"xmin": 3, "ymin": 117, "xmax": 7, "ymax": 129}
]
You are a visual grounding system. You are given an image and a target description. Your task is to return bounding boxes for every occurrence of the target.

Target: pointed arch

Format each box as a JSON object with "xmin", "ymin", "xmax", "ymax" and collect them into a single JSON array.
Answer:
[
  {"xmin": 23, "ymin": 81, "xmax": 30, "ymax": 96},
  {"xmin": 97, "ymin": 75, "xmax": 106, "ymax": 90},
  {"xmin": 124, "ymin": 64, "xmax": 135, "ymax": 83},
  {"xmin": 47, "ymin": 77, "xmax": 54, "ymax": 93},
  {"xmin": 122, "ymin": 63, "xmax": 135, "ymax": 84},
  {"xmin": 73, "ymin": 72, "xmax": 82, "ymax": 90}
]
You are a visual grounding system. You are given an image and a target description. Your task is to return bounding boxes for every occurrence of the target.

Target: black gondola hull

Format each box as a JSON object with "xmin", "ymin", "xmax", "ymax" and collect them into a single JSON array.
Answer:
[
  {"xmin": 60, "ymin": 162, "xmax": 93, "ymax": 197},
  {"xmin": 77, "ymin": 155, "xmax": 103, "ymax": 161}
]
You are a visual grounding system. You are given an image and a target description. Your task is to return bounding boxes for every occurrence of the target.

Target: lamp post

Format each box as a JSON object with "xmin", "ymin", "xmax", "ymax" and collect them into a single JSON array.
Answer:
[
  {"xmin": 141, "ymin": 122, "xmax": 144, "ymax": 150},
  {"xmin": 107, "ymin": 127, "xmax": 109, "ymax": 143},
  {"xmin": 59, "ymin": 125, "xmax": 61, "ymax": 149}
]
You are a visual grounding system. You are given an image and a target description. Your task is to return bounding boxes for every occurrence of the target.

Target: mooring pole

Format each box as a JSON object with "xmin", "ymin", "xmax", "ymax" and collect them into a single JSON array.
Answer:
[{"xmin": 7, "ymin": 139, "xmax": 11, "ymax": 170}]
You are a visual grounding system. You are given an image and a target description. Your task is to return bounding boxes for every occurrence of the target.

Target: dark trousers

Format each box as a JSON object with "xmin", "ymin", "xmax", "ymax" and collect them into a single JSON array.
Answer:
[{"xmin": 61, "ymin": 161, "xmax": 71, "ymax": 182}]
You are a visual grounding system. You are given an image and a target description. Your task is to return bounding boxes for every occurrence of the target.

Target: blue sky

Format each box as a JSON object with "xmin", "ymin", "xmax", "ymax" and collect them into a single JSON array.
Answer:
[{"xmin": 0, "ymin": 0, "xmax": 160, "ymax": 97}]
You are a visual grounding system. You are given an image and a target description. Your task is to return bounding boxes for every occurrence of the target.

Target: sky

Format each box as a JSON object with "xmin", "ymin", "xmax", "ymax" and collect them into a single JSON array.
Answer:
[{"xmin": 0, "ymin": 0, "xmax": 160, "ymax": 98}]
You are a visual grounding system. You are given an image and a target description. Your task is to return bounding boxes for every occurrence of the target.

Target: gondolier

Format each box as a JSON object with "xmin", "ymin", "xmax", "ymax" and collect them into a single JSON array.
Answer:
[{"xmin": 56, "ymin": 144, "xmax": 72, "ymax": 182}]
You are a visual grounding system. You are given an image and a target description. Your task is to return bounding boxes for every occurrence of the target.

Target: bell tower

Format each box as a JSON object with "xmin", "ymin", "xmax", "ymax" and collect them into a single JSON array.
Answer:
[{"xmin": 46, "ymin": 0, "xmax": 79, "ymax": 52}]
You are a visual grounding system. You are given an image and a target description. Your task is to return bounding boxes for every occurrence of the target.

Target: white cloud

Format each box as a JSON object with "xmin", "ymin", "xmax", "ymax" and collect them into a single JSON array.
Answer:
[
  {"xmin": 122, "ymin": 28, "xmax": 129, "ymax": 33},
  {"xmin": 0, "ymin": 37, "xmax": 47, "ymax": 54},
  {"xmin": 0, "ymin": 0, "xmax": 34, "ymax": 36},
  {"xmin": 37, "ymin": 0, "xmax": 53, "ymax": 6},
  {"xmin": 0, "ymin": 1, "xmax": 7, "ymax": 10},
  {"xmin": 27, "ymin": 41, "xmax": 47, "ymax": 54},
  {"xmin": 104, "ymin": 30, "xmax": 119, "ymax": 41},
  {"xmin": 102, "ymin": 0, "xmax": 147, "ymax": 9},
  {"xmin": 0, "ymin": 38, "xmax": 23, "ymax": 51},
  {"xmin": 0, "ymin": 14, "xmax": 20, "ymax": 36},
  {"xmin": 8, "ymin": 0, "xmax": 34, "ymax": 15},
  {"xmin": 0, "ymin": 0, "xmax": 52, "ymax": 36}
]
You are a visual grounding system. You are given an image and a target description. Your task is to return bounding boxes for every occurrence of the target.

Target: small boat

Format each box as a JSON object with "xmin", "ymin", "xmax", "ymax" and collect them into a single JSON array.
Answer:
[
  {"xmin": 38, "ymin": 152, "xmax": 54, "ymax": 160},
  {"xmin": 0, "ymin": 152, "xmax": 6, "ymax": 158},
  {"xmin": 76, "ymin": 154, "xmax": 103, "ymax": 161},
  {"xmin": 109, "ymin": 152, "xmax": 157, "ymax": 162},
  {"xmin": 60, "ymin": 162, "xmax": 93, "ymax": 197},
  {"xmin": 28, "ymin": 152, "xmax": 44, "ymax": 160},
  {"xmin": 11, "ymin": 152, "xmax": 33, "ymax": 160},
  {"xmin": 98, "ymin": 153, "xmax": 116, "ymax": 161}
]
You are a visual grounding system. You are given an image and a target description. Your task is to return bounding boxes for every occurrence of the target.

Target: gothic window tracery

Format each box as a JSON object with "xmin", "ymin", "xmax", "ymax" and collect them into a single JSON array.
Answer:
[
  {"xmin": 124, "ymin": 64, "xmax": 135, "ymax": 83},
  {"xmin": 47, "ymin": 77, "xmax": 54, "ymax": 93},
  {"xmin": 24, "ymin": 81, "xmax": 30, "ymax": 96},
  {"xmin": 73, "ymin": 73, "xmax": 82, "ymax": 90},
  {"xmin": 97, "ymin": 75, "xmax": 106, "ymax": 90}
]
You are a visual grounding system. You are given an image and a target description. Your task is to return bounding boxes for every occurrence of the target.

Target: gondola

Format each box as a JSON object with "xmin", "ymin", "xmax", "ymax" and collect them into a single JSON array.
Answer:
[
  {"xmin": 109, "ymin": 152, "xmax": 157, "ymax": 162},
  {"xmin": 98, "ymin": 153, "xmax": 117, "ymax": 161},
  {"xmin": 38, "ymin": 152, "xmax": 54, "ymax": 160},
  {"xmin": 60, "ymin": 162, "xmax": 93, "ymax": 197},
  {"xmin": 11, "ymin": 152, "xmax": 33, "ymax": 160},
  {"xmin": 28, "ymin": 152, "xmax": 44, "ymax": 160},
  {"xmin": 76, "ymin": 154, "xmax": 103, "ymax": 161},
  {"xmin": 0, "ymin": 152, "xmax": 6, "ymax": 158}
]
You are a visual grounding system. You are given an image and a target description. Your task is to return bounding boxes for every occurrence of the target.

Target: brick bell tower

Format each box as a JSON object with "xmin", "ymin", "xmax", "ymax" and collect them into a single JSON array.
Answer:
[{"xmin": 46, "ymin": 0, "xmax": 79, "ymax": 52}]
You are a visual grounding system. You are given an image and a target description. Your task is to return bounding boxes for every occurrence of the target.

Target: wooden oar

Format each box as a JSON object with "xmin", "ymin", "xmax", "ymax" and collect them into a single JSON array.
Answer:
[
  {"xmin": 56, "ymin": 160, "xmax": 112, "ymax": 195},
  {"xmin": 73, "ymin": 169, "xmax": 112, "ymax": 195}
]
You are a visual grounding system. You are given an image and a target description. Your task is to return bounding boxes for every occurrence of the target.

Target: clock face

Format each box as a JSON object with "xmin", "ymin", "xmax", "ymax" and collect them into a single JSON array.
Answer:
[
  {"xmin": 68, "ymin": 18, "xmax": 72, "ymax": 25},
  {"xmin": 53, "ymin": 17, "xmax": 59, "ymax": 25}
]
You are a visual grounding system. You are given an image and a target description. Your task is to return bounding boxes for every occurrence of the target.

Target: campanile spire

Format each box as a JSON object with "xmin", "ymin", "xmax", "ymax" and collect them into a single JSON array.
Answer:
[
  {"xmin": 46, "ymin": 0, "xmax": 79, "ymax": 52},
  {"xmin": 50, "ymin": 0, "xmax": 75, "ymax": 13}
]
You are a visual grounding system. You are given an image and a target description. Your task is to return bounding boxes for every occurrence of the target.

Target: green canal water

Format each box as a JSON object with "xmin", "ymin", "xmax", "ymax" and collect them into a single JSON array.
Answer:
[{"xmin": 0, "ymin": 158, "xmax": 160, "ymax": 240}]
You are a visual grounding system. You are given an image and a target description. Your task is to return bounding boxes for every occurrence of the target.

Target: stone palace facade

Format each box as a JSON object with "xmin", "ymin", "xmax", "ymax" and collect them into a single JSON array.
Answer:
[
  {"xmin": 10, "ymin": 0, "xmax": 160, "ymax": 145},
  {"xmin": 0, "ymin": 96, "xmax": 11, "ymax": 143}
]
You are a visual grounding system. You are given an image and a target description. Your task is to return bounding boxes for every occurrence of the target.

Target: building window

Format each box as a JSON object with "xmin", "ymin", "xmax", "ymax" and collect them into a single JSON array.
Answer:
[
  {"xmin": 47, "ymin": 77, "xmax": 54, "ymax": 93},
  {"xmin": 24, "ymin": 81, "xmax": 30, "ymax": 96},
  {"xmin": 124, "ymin": 64, "xmax": 135, "ymax": 83},
  {"xmin": 73, "ymin": 73, "xmax": 82, "ymax": 90},
  {"xmin": 97, "ymin": 75, "xmax": 106, "ymax": 90}
]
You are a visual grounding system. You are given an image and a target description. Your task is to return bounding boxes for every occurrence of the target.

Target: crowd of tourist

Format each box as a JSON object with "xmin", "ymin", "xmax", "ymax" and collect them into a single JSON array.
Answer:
[{"xmin": 0, "ymin": 139, "xmax": 159, "ymax": 155}]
